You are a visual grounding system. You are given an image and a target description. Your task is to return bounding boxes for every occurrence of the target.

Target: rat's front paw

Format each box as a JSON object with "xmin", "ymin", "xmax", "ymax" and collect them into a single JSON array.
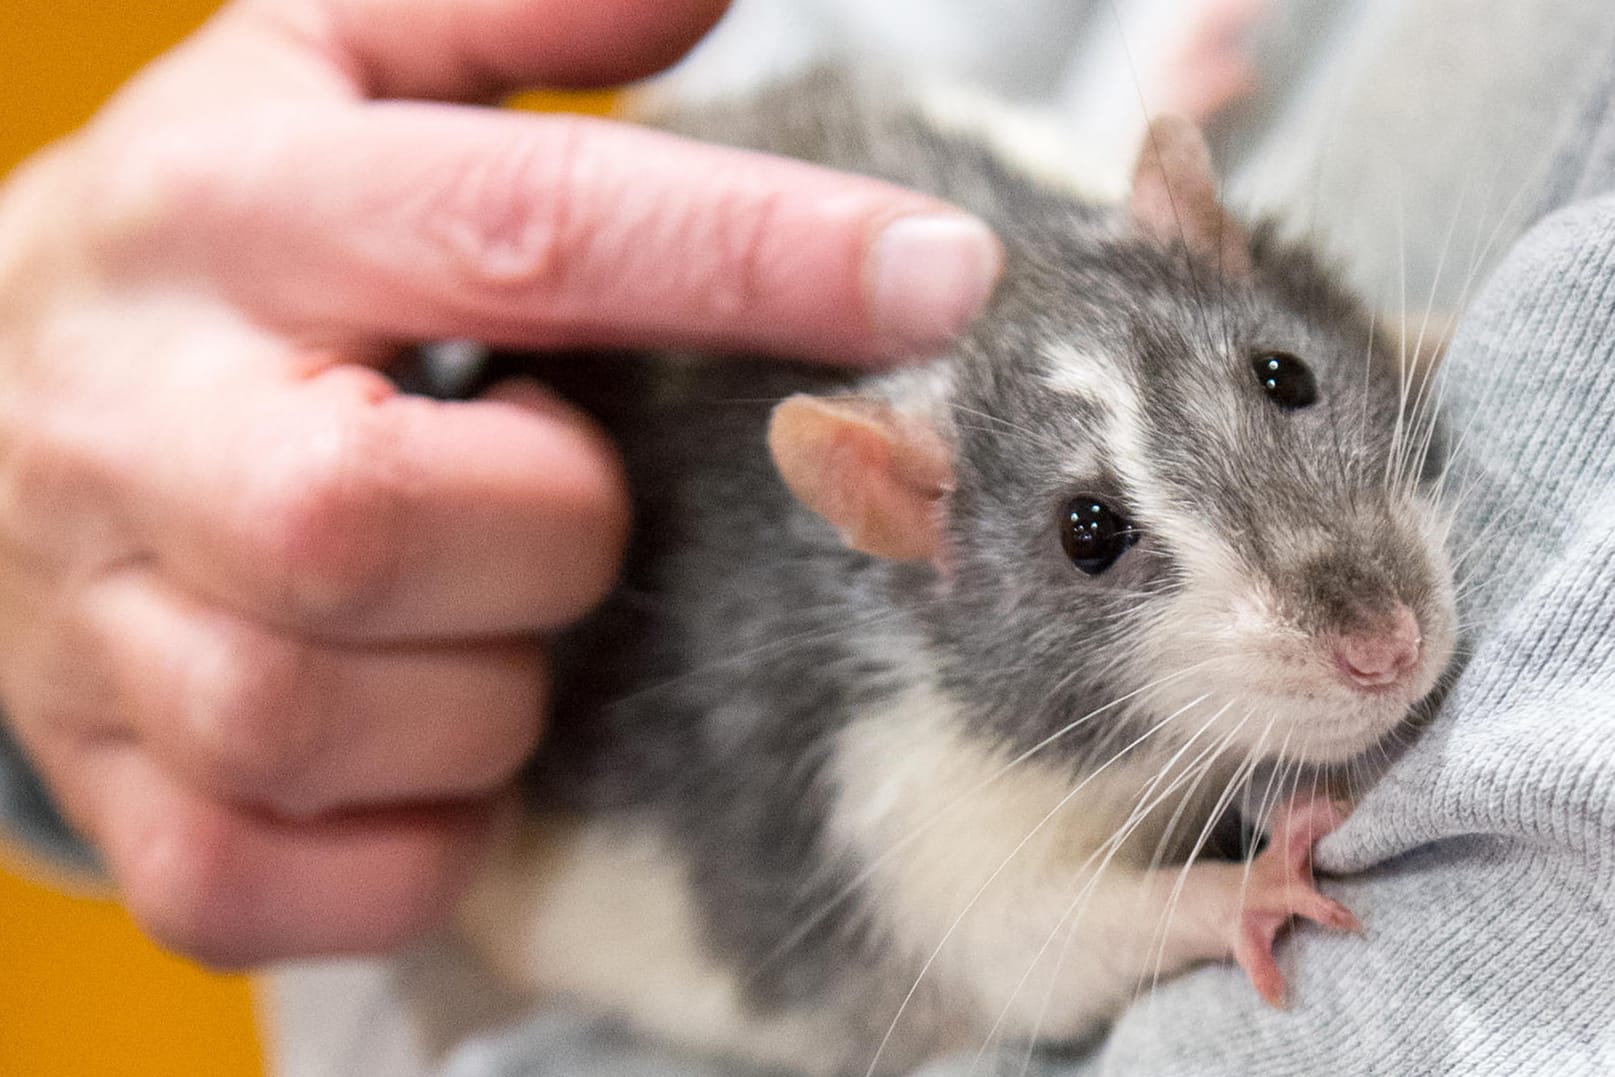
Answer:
[{"xmin": 1232, "ymin": 794, "xmax": 1361, "ymax": 1007}]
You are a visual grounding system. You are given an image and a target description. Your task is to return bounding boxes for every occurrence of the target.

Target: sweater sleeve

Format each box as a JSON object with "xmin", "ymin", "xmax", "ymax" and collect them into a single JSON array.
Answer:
[{"xmin": 0, "ymin": 716, "xmax": 100, "ymax": 875}]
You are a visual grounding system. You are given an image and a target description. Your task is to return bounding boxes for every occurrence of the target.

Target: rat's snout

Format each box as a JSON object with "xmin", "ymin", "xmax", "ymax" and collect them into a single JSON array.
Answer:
[{"xmin": 1332, "ymin": 604, "xmax": 1422, "ymax": 691}]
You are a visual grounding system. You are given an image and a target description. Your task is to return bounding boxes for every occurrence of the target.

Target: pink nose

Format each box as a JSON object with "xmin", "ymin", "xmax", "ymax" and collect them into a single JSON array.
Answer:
[{"xmin": 1335, "ymin": 604, "xmax": 1422, "ymax": 690}]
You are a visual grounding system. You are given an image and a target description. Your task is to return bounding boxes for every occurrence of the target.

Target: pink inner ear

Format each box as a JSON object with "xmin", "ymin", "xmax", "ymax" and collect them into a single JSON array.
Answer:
[
  {"xmin": 1129, "ymin": 114, "xmax": 1252, "ymax": 278},
  {"xmin": 768, "ymin": 395, "xmax": 953, "ymax": 562}
]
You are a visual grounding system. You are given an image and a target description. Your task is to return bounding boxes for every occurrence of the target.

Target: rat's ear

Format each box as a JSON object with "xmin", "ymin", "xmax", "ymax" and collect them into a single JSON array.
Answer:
[
  {"xmin": 1129, "ymin": 114, "xmax": 1252, "ymax": 277},
  {"xmin": 768, "ymin": 394, "xmax": 953, "ymax": 562}
]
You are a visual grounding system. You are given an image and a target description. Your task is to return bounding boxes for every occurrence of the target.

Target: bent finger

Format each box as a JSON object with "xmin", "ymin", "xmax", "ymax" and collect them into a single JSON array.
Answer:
[
  {"xmin": 120, "ymin": 355, "xmax": 629, "ymax": 638},
  {"xmin": 81, "ymin": 568, "xmax": 547, "ymax": 816},
  {"xmin": 43, "ymin": 737, "xmax": 500, "ymax": 965}
]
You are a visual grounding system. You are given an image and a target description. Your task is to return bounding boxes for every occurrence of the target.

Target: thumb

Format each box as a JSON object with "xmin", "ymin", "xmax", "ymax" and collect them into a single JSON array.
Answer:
[{"xmin": 249, "ymin": 0, "xmax": 736, "ymax": 100}]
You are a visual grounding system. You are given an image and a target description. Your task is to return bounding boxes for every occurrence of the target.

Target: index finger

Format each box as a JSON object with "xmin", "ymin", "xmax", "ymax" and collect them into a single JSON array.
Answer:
[{"xmin": 125, "ymin": 104, "xmax": 1003, "ymax": 365}]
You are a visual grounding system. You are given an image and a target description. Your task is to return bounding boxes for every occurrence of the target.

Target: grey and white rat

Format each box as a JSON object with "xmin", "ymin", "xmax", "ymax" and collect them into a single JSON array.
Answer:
[{"xmin": 449, "ymin": 71, "xmax": 1458, "ymax": 1076}]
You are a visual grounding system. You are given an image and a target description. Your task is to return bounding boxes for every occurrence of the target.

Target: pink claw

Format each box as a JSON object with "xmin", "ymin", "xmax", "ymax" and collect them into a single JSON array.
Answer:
[{"xmin": 1231, "ymin": 794, "xmax": 1361, "ymax": 1007}]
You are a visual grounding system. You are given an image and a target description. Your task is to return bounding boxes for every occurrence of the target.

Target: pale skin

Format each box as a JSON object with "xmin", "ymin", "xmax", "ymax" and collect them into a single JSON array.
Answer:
[{"xmin": 0, "ymin": 0, "xmax": 1003, "ymax": 967}]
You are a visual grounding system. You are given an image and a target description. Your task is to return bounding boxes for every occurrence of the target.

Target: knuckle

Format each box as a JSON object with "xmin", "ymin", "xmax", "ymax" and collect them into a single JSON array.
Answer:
[
  {"xmin": 181, "ymin": 629, "xmax": 329, "ymax": 806},
  {"xmin": 0, "ymin": 415, "xmax": 116, "ymax": 559},
  {"xmin": 85, "ymin": 122, "xmax": 232, "ymax": 250},
  {"xmin": 83, "ymin": 106, "xmax": 295, "ymax": 257},
  {"xmin": 116, "ymin": 812, "xmax": 253, "ymax": 967},
  {"xmin": 415, "ymin": 116, "xmax": 789, "ymax": 329},
  {"xmin": 250, "ymin": 406, "xmax": 408, "ymax": 622},
  {"xmin": 1, "ymin": 431, "xmax": 71, "ymax": 539},
  {"xmin": 421, "ymin": 117, "xmax": 588, "ymax": 295}
]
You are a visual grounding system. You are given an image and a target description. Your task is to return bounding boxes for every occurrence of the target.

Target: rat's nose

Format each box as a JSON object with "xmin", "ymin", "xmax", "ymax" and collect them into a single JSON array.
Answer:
[{"xmin": 1334, "ymin": 604, "xmax": 1422, "ymax": 690}]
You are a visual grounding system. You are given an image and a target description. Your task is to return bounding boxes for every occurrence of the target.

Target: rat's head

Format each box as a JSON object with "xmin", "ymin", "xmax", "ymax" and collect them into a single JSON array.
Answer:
[{"xmin": 769, "ymin": 117, "xmax": 1456, "ymax": 769}]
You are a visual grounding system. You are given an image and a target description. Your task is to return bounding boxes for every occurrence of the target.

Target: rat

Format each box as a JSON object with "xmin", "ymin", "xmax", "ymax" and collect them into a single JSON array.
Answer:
[{"xmin": 445, "ymin": 70, "xmax": 1459, "ymax": 1076}]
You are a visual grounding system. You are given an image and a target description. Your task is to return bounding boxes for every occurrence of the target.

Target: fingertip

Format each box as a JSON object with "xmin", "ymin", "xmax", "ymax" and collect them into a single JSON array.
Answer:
[
  {"xmin": 478, "ymin": 374, "xmax": 602, "ymax": 433},
  {"xmin": 866, "ymin": 213, "xmax": 1003, "ymax": 360},
  {"xmin": 483, "ymin": 785, "xmax": 527, "ymax": 849},
  {"xmin": 465, "ymin": 379, "xmax": 632, "ymax": 623}
]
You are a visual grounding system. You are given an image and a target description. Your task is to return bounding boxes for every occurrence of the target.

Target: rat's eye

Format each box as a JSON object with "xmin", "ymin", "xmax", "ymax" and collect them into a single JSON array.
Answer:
[
  {"xmin": 1251, "ymin": 351, "xmax": 1318, "ymax": 409},
  {"xmin": 1061, "ymin": 498, "xmax": 1139, "ymax": 575}
]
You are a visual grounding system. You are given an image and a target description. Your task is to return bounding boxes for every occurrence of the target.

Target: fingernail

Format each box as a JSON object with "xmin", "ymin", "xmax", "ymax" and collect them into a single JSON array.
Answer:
[{"xmin": 870, "ymin": 214, "xmax": 1002, "ymax": 353}]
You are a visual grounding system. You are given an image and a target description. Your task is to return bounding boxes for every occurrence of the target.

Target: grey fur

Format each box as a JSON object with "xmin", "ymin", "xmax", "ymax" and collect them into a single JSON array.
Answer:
[{"xmin": 474, "ymin": 71, "xmax": 1453, "ymax": 1072}]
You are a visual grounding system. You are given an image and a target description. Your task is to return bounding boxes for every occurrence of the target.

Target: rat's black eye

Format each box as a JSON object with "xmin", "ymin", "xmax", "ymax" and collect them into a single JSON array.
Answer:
[
  {"xmin": 1251, "ymin": 352, "xmax": 1318, "ymax": 409},
  {"xmin": 1061, "ymin": 498, "xmax": 1139, "ymax": 575}
]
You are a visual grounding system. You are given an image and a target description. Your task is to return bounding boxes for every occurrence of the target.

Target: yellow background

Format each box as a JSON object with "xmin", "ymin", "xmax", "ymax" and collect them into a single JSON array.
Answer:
[{"xmin": 0, "ymin": 3, "xmax": 613, "ymax": 1075}]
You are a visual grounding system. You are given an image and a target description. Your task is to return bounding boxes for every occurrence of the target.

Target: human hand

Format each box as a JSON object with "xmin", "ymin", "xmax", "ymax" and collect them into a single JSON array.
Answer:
[{"xmin": 0, "ymin": 0, "xmax": 1001, "ymax": 965}]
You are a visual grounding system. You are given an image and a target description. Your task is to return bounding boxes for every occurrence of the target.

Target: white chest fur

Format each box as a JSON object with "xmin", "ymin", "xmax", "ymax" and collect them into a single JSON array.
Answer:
[
  {"xmin": 826, "ymin": 680, "xmax": 1235, "ymax": 1047},
  {"xmin": 460, "ymin": 813, "xmax": 851, "ymax": 1072},
  {"xmin": 459, "ymin": 679, "xmax": 1243, "ymax": 1072}
]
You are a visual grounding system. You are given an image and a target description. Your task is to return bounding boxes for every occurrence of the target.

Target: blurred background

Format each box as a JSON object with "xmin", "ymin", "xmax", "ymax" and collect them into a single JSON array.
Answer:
[{"xmin": 0, "ymin": 3, "xmax": 610, "ymax": 1073}]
